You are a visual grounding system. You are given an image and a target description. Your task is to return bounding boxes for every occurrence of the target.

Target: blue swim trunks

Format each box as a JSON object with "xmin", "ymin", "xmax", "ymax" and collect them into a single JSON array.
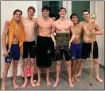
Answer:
[
  {"xmin": 70, "ymin": 43, "xmax": 82, "ymax": 60},
  {"xmin": 5, "ymin": 43, "xmax": 20, "ymax": 63}
]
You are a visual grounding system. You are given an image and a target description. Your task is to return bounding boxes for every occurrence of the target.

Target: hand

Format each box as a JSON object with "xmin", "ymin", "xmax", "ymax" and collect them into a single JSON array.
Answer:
[
  {"xmin": 69, "ymin": 42, "xmax": 71, "ymax": 49},
  {"xmin": 91, "ymin": 30, "xmax": 96, "ymax": 35},
  {"xmin": 5, "ymin": 21, "xmax": 10, "ymax": 26},
  {"xmin": 54, "ymin": 41, "xmax": 56, "ymax": 47},
  {"xmin": 3, "ymin": 49, "xmax": 9, "ymax": 57}
]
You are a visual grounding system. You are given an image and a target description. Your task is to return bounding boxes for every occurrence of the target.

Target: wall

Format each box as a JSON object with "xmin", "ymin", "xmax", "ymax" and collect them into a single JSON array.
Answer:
[{"xmin": 1, "ymin": 1, "xmax": 38, "ymax": 77}]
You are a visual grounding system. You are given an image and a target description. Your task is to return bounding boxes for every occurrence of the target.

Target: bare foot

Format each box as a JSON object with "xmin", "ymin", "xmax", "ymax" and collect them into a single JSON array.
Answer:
[
  {"xmin": 76, "ymin": 72, "xmax": 81, "ymax": 78},
  {"xmin": 46, "ymin": 80, "xmax": 51, "ymax": 86},
  {"xmin": 30, "ymin": 80, "xmax": 36, "ymax": 87},
  {"xmin": 75, "ymin": 77, "xmax": 80, "ymax": 82},
  {"xmin": 36, "ymin": 81, "xmax": 40, "ymax": 87},
  {"xmin": 69, "ymin": 79, "xmax": 74, "ymax": 88},
  {"xmin": 53, "ymin": 80, "xmax": 59, "ymax": 88},
  {"xmin": 96, "ymin": 77, "xmax": 103, "ymax": 83},
  {"xmin": 22, "ymin": 81, "xmax": 27, "ymax": 88},
  {"xmin": 13, "ymin": 83, "xmax": 19, "ymax": 89},
  {"xmin": 71, "ymin": 78, "xmax": 75, "ymax": 83},
  {"xmin": 1, "ymin": 84, "xmax": 6, "ymax": 90}
]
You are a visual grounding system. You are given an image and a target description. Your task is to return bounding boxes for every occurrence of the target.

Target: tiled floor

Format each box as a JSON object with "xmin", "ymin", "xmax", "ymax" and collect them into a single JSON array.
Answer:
[{"xmin": 4, "ymin": 68, "xmax": 104, "ymax": 90}]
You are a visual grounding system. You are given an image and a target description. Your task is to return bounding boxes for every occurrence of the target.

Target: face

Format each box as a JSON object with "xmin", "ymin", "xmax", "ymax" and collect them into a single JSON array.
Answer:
[
  {"xmin": 59, "ymin": 9, "xmax": 66, "ymax": 18},
  {"xmin": 42, "ymin": 9, "xmax": 49, "ymax": 17},
  {"xmin": 13, "ymin": 12, "xmax": 22, "ymax": 21},
  {"xmin": 27, "ymin": 9, "xmax": 35, "ymax": 18},
  {"xmin": 83, "ymin": 11, "xmax": 90, "ymax": 20},
  {"xmin": 71, "ymin": 15, "xmax": 78, "ymax": 24}
]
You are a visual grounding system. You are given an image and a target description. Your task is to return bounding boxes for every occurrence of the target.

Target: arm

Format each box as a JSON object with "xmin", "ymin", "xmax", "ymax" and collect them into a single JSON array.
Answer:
[
  {"xmin": 95, "ymin": 23, "xmax": 103, "ymax": 35},
  {"xmin": 2, "ymin": 22, "xmax": 9, "ymax": 57},
  {"xmin": 69, "ymin": 22, "xmax": 75, "ymax": 44},
  {"xmin": 51, "ymin": 22, "xmax": 56, "ymax": 46},
  {"xmin": 35, "ymin": 18, "xmax": 39, "ymax": 33}
]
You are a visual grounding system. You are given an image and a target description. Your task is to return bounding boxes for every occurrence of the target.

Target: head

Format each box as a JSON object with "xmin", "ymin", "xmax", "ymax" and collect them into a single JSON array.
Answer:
[
  {"xmin": 70, "ymin": 13, "xmax": 78, "ymax": 24},
  {"xmin": 13, "ymin": 9, "xmax": 22, "ymax": 22},
  {"xmin": 27, "ymin": 6, "xmax": 35, "ymax": 18},
  {"xmin": 59, "ymin": 7, "xmax": 67, "ymax": 18},
  {"xmin": 42, "ymin": 6, "xmax": 50, "ymax": 17},
  {"xmin": 82, "ymin": 10, "xmax": 90, "ymax": 21}
]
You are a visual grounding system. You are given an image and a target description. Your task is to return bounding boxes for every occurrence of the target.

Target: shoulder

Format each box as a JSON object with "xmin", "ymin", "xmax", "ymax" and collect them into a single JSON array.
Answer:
[
  {"xmin": 78, "ymin": 24, "xmax": 82, "ymax": 28},
  {"xmin": 79, "ymin": 21, "xmax": 84, "ymax": 25},
  {"xmin": 35, "ymin": 17, "xmax": 41, "ymax": 23},
  {"xmin": 68, "ymin": 20, "xmax": 74, "ymax": 27},
  {"xmin": 52, "ymin": 20, "xmax": 57, "ymax": 27}
]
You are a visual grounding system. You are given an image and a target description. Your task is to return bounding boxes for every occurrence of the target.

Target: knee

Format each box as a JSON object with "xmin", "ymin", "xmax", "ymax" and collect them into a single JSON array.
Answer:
[
  {"xmin": 66, "ymin": 62, "xmax": 70, "ymax": 67},
  {"xmin": 13, "ymin": 63, "xmax": 18, "ymax": 68},
  {"xmin": 4, "ymin": 65, "xmax": 10, "ymax": 71},
  {"xmin": 81, "ymin": 59, "xmax": 85, "ymax": 63},
  {"xmin": 5, "ymin": 66, "xmax": 10, "ymax": 71},
  {"xmin": 24, "ymin": 61, "xmax": 28, "ymax": 66},
  {"xmin": 93, "ymin": 59, "xmax": 99, "ymax": 64}
]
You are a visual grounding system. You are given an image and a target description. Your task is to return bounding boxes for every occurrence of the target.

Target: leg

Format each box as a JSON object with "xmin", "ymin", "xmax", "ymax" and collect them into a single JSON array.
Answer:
[
  {"xmin": 76, "ymin": 42, "xmax": 90, "ymax": 77},
  {"xmin": 13, "ymin": 61, "xmax": 19, "ymax": 89},
  {"xmin": 74, "ymin": 59, "xmax": 80, "ymax": 82},
  {"xmin": 30, "ymin": 58, "xmax": 36, "ymax": 87},
  {"xmin": 76, "ymin": 59, "xmax": 86, "ymax": 77},
  {"xmin": 33, "ymin": 59, "xmax": 38, "ymax": 82},
  {"xmin": 53, "ymin": 61, "xmax": 61, "ymax": 87},
  {"xmin": 71, "ymin": 60, "xmax": 76, "ymax": 83},
  {"xmin": 93, "ymin": 59, "xmax": 103, "ymax": 82},
  {"xmin": 65, "ymin": 61, "xmax": 74, "ymax": 88},
  {"xmin": 22, "ymin": 58, "xmax": 28, "ymax": 88},
  {"xmin": 46, "ymin": 68, "xmax": 51, "ymax": 86},
  {"xmin": 36, "ymin": 67, "xmax": 41, "ymax": 87},
  {"xmin": 1, "ymin": 63, "xmax": 11, "ymax": 90},
  {"xmin": 92, "ymin": 41, "xmax": 103, "ymax": 82}
]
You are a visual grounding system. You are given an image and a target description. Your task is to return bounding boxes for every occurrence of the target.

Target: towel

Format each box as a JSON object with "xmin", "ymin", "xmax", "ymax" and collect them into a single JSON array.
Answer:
[{"xmin": 8, "ymin": 18, "xmax": 24, "ymax": 55}]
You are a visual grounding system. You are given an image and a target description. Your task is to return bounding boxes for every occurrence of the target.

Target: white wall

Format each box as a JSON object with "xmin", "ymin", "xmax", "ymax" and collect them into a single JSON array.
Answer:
[
  {"xmin": 95, "ymin": 1, "xmax": 104, "ymax": 65},
  {"xmin": 63, "ymin": 1, "xmax": 72, "ymax": 19},
  {"xmin": 1, "ymin": 1, "xmax": 38, "ymax": 77}
]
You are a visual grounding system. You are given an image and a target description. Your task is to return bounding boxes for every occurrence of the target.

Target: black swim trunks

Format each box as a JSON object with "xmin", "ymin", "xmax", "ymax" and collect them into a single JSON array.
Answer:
[
  {"xmin": 23, "ymin": 41, "xmax": 36, "ymax": 58},
  {"xmin": 36, "ymin": 36, "xmax": 54, "ymax": 68},
  {"xmin": 81, "ymin": 41, "xmax": 98, "ymax": 59}
]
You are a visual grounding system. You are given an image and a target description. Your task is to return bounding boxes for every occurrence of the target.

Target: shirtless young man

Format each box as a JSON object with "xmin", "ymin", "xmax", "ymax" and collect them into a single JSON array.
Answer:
[
  {"xmin": 1, "ymin": 9, "xmax": 24, "ymax": 90},
  {"xmin": 76, "ymin": 10, "xmax": 103, "ymax": 83},
  {"xmin": 35, "ymin": 6, "xmax": 54, "ymax": 87},
  {"xmin": 51, "ymin": 7, "xmax": 75, "ymax": 88},
  {"xmin": 70, "ymin": 14, "xmax": 82, "ymax": 83},
  {"xmin": 5, "ymin": 6, "xmax": 37, "ymax": 88},
  {"xmin": 21, "ymin": 6, "xmax": 36, "ymax": 88}
]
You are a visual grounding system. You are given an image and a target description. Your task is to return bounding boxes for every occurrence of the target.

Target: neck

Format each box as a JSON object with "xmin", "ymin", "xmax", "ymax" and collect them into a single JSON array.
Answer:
[
  {"xmin": 59, "ymin": 17, "xmax": 66, "ymax": 21},
  {"xmin": 42, "ymin": 16, "xmax": 49, "ymax": 20},
  {"xmin": 85, "ymin": 19, "xmax": 90, "ymax": 23},
  {"xmin": 15, "ymin": 20, "xmax": 19, "ymax": 24},
  {"xmin": 74, "ymin": 23, "xmax": 78, "ymax": 26},
  {"xmin": 28, "ymin": 16, "xmax": 33, "ymax": 20}
]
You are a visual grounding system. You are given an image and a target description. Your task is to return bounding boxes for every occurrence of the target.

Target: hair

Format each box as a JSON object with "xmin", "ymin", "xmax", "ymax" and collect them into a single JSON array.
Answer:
[
  {"xmin": 70, "ymin": 13, "xmax": 78, "ymax": 19},
  {"xmin": 27, "ymin": 6, "xmax": 35, "ymax": 13},
  {"xmin": 13, "ymin": 9, "xmax": 22, "ymax": 15},
  {"xmin": 49, "ymin": 13, "xmax": 56, "ymax": 18},
  {"xmin": 42, "ymin": 6, "xmax": 50, "ymax": 12},
  {"xmin": 82, "ymin": 9, "xmax": 90, "ymax": 14},
  {"xmin": 59, "ymin": 7, "xmax": 66, "ymax": 13}
]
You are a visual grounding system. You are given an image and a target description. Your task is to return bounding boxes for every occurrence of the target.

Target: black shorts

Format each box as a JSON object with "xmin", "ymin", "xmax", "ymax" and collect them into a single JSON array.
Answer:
[
  {"xmin": 81, "ymin": 41, "xmax": 98, "ymax": 59},
  {"xmin": 55, "ymin": 46, "xmax": 71, "ymax": 61},
  {"xmin": 23, "ymin": 41, "xmax": 36, "ymax": 58},
  {"xmin": 36, "ymin": 36, "xmax": 54, "ymax": 68}
]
